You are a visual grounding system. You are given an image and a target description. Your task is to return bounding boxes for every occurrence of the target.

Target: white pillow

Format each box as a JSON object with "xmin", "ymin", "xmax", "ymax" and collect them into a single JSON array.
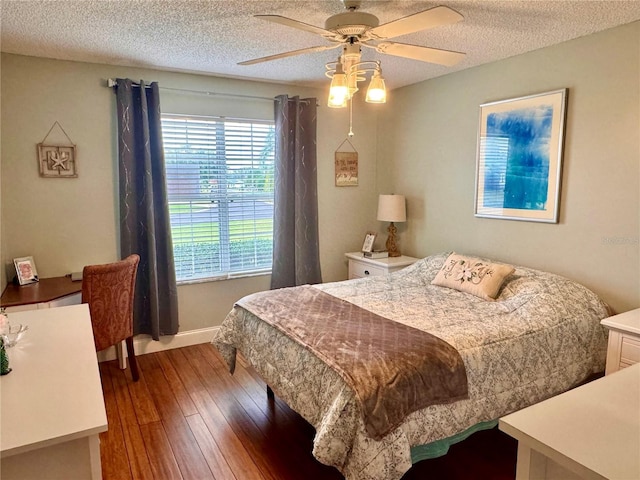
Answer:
[{"xmin": 431, "ymin": 253, "xmax": 515, "ymax": 300}]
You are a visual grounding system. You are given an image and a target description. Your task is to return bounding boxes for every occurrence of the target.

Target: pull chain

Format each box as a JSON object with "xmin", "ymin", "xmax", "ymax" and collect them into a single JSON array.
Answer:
[{"xmin": 348, "ymin": 98, "xmax": 355, "ymax": 137}]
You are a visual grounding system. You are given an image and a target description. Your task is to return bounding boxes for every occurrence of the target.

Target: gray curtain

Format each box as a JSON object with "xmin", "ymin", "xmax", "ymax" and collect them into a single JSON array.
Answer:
[
  {"xmin": 114, "ymin": 78, "xmax": 179, "ymax": 338},
  {"xmin": 271, "ymin": 95, "xmax": 322, "ymax": 289}
]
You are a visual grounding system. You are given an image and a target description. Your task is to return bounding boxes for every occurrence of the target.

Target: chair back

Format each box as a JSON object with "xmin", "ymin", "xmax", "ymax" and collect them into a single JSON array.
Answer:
[{"xmin": 82, "ymin": 254, "xmax": 140, "ymax": 352}]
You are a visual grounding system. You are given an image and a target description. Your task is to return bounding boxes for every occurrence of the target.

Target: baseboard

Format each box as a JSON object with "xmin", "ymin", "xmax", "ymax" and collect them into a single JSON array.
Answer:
[{"xmin": 97, "ymin": 326, "xmax": 220, "ymax": 362}]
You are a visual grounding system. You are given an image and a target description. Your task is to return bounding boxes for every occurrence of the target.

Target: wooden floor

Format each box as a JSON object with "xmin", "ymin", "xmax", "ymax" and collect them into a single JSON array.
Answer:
[{"xmin": 100, "ymin": 344, "xmax": 517, "ymax": 480}]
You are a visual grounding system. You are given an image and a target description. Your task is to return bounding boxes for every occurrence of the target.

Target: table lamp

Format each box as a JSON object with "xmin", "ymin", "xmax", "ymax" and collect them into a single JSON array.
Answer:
[{"xmin": 377, "ymin": 194, "xmax": 406, "ymax": 257}]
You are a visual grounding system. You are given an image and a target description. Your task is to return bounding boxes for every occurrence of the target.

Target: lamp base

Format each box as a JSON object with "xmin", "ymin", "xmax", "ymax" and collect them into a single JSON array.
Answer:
[{"xmin": 385, "ymin": 222, "xmax": 401, "ymax": 257}]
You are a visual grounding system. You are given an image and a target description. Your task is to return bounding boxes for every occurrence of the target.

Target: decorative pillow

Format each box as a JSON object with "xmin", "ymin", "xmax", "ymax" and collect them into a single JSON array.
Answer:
[{"xmin": 431, "ymin": 253, "xmax": 515, "ymax": 300}]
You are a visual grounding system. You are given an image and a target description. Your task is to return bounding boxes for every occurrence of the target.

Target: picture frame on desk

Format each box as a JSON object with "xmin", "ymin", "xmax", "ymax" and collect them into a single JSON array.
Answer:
[{"xmin": 13, "ymin": 256, "xmax": 39, "ymax": 286}]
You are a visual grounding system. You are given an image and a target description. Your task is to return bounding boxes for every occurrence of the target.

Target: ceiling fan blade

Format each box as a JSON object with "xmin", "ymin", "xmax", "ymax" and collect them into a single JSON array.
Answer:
[
  {"xmin": 374, "ymin": 41, "xmax": 465, "ymax": 66},
  {"xmin": 255, "ymin": 15, "xmax": 335, "ymax": 38},
  {"xmin": 369, "ymin": 6, "xmax": 463, "ymax": 40},
  {"xmin": 239, "ymin": 44, "xmax": 342, "ymax": 66}
]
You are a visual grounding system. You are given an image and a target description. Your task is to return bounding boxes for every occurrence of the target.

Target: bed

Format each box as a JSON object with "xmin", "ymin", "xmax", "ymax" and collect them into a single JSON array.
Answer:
[{"xmin": 212, "ymin": 252, "xmax": 610, "ymax": 480}]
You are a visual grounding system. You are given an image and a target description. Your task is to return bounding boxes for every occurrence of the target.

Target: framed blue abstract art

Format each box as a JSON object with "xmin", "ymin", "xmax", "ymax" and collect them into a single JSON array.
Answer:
[{"xmin": 474, "ymin": 89, "xmax": 567, "ymax": 223}]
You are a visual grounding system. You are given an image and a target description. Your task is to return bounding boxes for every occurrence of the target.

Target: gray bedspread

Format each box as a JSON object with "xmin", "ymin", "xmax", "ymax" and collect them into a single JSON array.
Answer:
[{"xmin": 213, "ymin": 253, "xmax": 610, "ymax": 480}]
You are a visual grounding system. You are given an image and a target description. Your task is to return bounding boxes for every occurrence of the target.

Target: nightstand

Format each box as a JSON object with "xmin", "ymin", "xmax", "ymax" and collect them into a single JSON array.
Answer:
[
  {"xmin": 601, "ymin": 308, "xmax": 640, "ymax": 375},
  {"xmin": 345, "ymin": 252, "xmax": 419, "ymax": 279}
]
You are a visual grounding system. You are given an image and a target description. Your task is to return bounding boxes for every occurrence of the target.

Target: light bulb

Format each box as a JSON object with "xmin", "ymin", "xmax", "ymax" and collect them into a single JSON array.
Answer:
[
  {"xmin": 328, "ymin": 68, "xmax": 348, "ymax": 108},
  {"xmin": 365, "ymin": 71, "xmax": 386, "ymax": 104}
]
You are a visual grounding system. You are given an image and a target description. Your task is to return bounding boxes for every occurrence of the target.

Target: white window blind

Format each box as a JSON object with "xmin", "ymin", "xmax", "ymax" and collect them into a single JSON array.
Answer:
[
  {"xmin": 161, "ymin": 114, "xmax": 275, "ymax": 282},
  {"xmin": 479, "ymin": 135, "xmax": 510, "ymax": 208}
]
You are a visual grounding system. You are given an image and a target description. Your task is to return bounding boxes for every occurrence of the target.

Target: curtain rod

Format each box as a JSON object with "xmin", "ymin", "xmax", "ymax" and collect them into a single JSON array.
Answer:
[{"xmin": 106, "ymin": 78, "xmax": 274, "ymax": 102}]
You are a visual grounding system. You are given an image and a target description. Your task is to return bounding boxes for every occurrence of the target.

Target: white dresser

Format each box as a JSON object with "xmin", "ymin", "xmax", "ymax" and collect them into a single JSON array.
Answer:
[
  {"xmin": 345, "ymin": 252, "xmax": 419, "ymax": 279},
  {"xmin": 500, "ymin": 363, "xmax": 640, "ymax": 480},
  {"xmin": 0, "ymin": 304, "xmax": 107, "ymax": 479},
  {"xmin": 601, "ymin": 308, "xmax": 640, "ymax": 375}
]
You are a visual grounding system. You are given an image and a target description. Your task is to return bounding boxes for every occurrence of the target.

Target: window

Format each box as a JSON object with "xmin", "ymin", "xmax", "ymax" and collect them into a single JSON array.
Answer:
[{"xmin": 161, "ymin": 114, "xmax": 275, "ymax": 282}]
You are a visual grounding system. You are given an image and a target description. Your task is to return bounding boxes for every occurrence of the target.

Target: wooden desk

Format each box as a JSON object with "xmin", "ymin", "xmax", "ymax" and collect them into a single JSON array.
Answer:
[
  {"xmin": 0, "ymin": 304, "xmax": 107, "ymax": 479},
  {"xmin": 1, "ymin": 276, "xmax": 82, "ymax": 312},
  {"xmin": 499, "ymin": 364, "xmax": 640, "ymax": 480}
]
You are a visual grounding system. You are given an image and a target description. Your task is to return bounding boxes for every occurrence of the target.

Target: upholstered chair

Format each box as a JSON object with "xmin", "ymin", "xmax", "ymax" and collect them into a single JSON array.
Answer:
[{"xmin": 82, "ymin": 254, "xmax": 140, "ymax": 381}]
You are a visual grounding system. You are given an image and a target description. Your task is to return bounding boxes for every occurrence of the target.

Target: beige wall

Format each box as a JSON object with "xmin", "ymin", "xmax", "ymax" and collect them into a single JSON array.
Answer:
[
  {"xmin": 0, "ymin": 54, "xmax": 380, "ymax": 329},
  {"xmin": 378, "ymin": 22, "xmax": 640, "ymax": 312},
  {"xmin": 0, "ymin": 55, "xmax": 4, "ymax": 294},
  {"xmin": 3, "ymin": 21, "xmax": 638, "ymax": 329}
]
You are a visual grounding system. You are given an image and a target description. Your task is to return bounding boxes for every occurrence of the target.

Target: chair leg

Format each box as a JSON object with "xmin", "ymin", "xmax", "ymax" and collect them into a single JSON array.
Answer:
[
  {"xmin": 116, "ymin": 341, "xmax": 127, "ymax": 370},
  {"xmin": 267, "ymin": 385, "xmax": 274, "ymax": 400},
  {"xmin": 125, "ymin": 336, "xmax": 139, "ymax": 382}
]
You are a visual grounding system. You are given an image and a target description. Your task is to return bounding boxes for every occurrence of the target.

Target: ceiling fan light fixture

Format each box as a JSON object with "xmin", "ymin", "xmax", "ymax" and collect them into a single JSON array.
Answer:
[
  {"xmin": 328, "ymin": 97, "xmax": 348, "ymax": 109},
  {"xmin": 242, "ymin": 4, "xmax": 466, "ymax": 132},
  {"xmin": 365, "ymin": 70, "xmax": 386, "ymax": 104},
  {"xmin": 324, "ymin": 11, "xmax": 379, "ymax": 36},
  {"xmin": 328, "ymin": 67, "xmax": 349, "ymax": 108}
]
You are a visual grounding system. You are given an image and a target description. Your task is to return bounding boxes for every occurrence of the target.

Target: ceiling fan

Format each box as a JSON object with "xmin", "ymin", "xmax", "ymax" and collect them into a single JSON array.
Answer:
[{"xmin": 238, "ymin": 0, "xmax": 466, "ymax": 67}]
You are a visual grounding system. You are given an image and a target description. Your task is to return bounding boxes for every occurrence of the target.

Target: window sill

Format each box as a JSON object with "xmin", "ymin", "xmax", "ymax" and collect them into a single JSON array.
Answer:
[{"xmin": 176, "ymin": 270, "xmax": 271, "ymax": 286}]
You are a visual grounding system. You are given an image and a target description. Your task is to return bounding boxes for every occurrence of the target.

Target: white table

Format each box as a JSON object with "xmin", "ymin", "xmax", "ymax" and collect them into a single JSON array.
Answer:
[
  {"xmin": 0, "ymin": 304, "xmax": 107, "ymax": 479},
  {"xmin": 499, "ymin": 364, "xmax": 640, "ymax": 480}
]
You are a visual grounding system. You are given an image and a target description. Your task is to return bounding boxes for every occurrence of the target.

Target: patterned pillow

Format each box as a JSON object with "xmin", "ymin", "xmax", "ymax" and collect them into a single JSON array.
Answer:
[{"xmin": 431, "ymin": 253, "xmax": 515, "ymax": 300}]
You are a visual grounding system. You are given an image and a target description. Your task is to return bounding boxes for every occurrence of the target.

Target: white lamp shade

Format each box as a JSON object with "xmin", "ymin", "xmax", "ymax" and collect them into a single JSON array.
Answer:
[
  {"xmin": 377, "ymin": 194, "xmax": 406, "ymax": 222},
  {"xmin": 365, "ymin": 72, "xmax": 386, "ymax": 104},
  {"xmin": 328, "ymin": 72, "xmax": 349, "ymax": 108}
]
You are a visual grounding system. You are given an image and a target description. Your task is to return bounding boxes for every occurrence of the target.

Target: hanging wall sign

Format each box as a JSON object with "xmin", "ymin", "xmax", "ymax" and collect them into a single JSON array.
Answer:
[
  {"xmin": 37, "ymin": 121, "xmax": 78, "ymax": 178},
  {"xmin": 334, "ymin": 138, "xmax": 358, "ymax": 187}
]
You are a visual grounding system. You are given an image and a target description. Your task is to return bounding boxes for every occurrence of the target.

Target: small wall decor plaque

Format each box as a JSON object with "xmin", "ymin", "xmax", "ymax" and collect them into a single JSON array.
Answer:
[
  {"xmin": 334, "ymin": 138, "xmax": 358, "ymax": 187},
  {"xmin": 37, "ymin": 121, "xmax": 78, "ymax": 178}
]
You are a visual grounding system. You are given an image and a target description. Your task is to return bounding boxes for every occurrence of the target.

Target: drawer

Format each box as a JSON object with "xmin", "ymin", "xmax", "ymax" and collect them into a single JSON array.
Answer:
[
  {"xmin": 619, "ymin": 360, "xmax": 634, "ymax": 370},
  {"xmin": 620, "ymin": 334, "xmax": 640, "ymax": 365},
  {"xmin": 349, "ymin": 260, "xmax": 385, "ymax": 279}
]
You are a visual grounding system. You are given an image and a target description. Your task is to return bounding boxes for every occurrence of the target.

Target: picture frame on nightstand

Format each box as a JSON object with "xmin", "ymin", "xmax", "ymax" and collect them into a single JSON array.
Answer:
[{"xmin": 361, "ymin": 232, "xmax": 377, "ymax": 253}]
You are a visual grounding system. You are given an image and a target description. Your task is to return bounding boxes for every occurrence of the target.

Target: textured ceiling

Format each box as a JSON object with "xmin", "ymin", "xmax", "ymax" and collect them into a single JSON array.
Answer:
[{"xmin": 2, "ymin": 0, "xmax": 640, "ymax": 90}]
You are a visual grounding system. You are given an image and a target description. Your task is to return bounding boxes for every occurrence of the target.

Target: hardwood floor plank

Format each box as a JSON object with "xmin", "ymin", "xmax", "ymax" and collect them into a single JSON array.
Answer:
[
  {"xmin": 100, "ymin": 344, "xmax": 517, "ymax": 480},
  {"xmin": 194, "ymin": 346, "xmax": 276, "ymax": 424},
  {"xmin": 143, "ymin": 361, "xmax": 188, "ymax": 420},
  {"xmin": 183, "ymin": 346, "xmax": 319, "ymax": 480},
  {"xmin": 186, "ymin": 413, "xmax": 237, "ymax": 480},
  {"xmin": 139, "ymin": 421, "xmax": 184, "ymax": 480},
  {"xmin": 155, "ymin": 350, "xmax": 199, "ymax": 417},
  {"xmin": 144, "ymin": 365, "xmax": 216, "ymax": 480},
  {"xmin": 163, "ymin": 348, "xmax": 268, "ymax": 480},
  {"xmin": 137, "ymin": 352, "xmax": 163, "ymax": 371},
  {"xmin": 111, "ymin": 365, "xmax": 155, "ymax": 480},
  {"xmin": 231, "ymin": 349, "xmax": 317, "ymax": 437},
  {"xmin": 125, "ymin": 358, "xmax": 161, "ymax": 425},
  {"xmin": 230, "ymin": 366, "xmax": 318, "ymax": 461},
  {"xmin": 231, "ymin": 358, "xmax": 312, "ymax": 441},
  {"xmin": 194, "ymin": 344, "xmax": 343, "ymax": 479},
  {"xmin": 99, "ymin": 362, "xmax": 133, "ymax": 480},
  {"xmin": 197, "ymin": 347, "xmax": 313, "ymax": 440},
  {"xmin": 206, "ymin": 345, "xmax": 318, "ymax": 444}
]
